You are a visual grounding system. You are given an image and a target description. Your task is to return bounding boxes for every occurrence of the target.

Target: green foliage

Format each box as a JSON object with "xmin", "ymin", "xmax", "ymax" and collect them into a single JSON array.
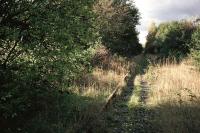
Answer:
[
  {"xmin": 145, "ymin": 20, "xmax": 195, "ymax": 58},
  {"xmin": 24, "ymin": 93, "xmax": 96, "ymax": 133},
  {"xmin": 145, "ymin": 22, "xmax": 157, "ymax": 53},
  {"xmin": 1, "ymin": 0, "xmax": 97, "ymax": 83},
  {"xmin": 190, "ymin": 26, "xmax": 200, "ymax": 67},
  {"xmin": 0, "ymin": 0, "xmax": 98, "ymax": 132},
  {"xmin": 95, "ymin": 0, "xmax": 142, "ymax": 56}
]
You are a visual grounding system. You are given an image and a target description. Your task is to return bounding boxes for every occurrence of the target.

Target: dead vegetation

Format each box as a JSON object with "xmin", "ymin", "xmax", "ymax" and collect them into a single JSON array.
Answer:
[{"xmin": 145, "ymin": 58, "xmax": 200, "ymax": 133}]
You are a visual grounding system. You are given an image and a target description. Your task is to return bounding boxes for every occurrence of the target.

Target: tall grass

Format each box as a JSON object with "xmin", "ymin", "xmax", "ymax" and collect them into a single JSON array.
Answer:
[
  {"xmin": 71, "ymin": 46, "xmax": 135, "ymax": 100},
  {"xmin": 146, "ymin": 58, "xmax": 200, "ymax": 133}
]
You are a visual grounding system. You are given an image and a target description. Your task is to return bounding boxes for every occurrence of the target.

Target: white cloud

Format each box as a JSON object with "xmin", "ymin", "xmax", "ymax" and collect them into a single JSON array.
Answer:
[{"xmin": 134, "ymin": 0, "xmax": 200, "ymax": 44}]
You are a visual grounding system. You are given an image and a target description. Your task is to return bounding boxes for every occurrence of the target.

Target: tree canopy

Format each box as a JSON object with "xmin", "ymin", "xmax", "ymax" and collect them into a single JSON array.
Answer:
[{"xmin": 94, "ymin": 0, "xmax": 142, "ymax": 56}]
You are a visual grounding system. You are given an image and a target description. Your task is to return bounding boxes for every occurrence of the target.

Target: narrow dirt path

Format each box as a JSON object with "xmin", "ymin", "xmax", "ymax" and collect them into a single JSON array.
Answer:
[
  {"xmin": 104, "ymin": 85, "xmax": 135, "ymax": 133},
  {"xmin": 139, "ymin": 75, "xmax": 150, "ymax": 104},
  {"xmin": 100, "ymin": 54, "xmax": 157, "ymax": 133}
]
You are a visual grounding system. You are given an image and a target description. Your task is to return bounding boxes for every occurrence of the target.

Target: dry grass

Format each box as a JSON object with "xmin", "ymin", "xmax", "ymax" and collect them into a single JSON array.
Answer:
[
  {"xmin": 146, "ymin": 60, "xmax": 200, "ymax": 106},
  {"xmin": 66, "ymin": 47, "xmax": 137, "ymax": 132},
  {"xmin": 71, "ymin": 67, "xmax": 126, "ymax": 99},
  {"xmin": 71, "ymin": 46, "xmax": 135, "ymax": 102},
  {"xmin": 145, "ymin": 59, "xmax": 200, "ymax": 133}
]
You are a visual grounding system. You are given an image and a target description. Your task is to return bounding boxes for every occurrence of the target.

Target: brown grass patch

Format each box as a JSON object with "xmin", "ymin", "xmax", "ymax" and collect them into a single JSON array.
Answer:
[{"xmin": 146, "ymin": 59, "xmax": 200, "ymax": 133}]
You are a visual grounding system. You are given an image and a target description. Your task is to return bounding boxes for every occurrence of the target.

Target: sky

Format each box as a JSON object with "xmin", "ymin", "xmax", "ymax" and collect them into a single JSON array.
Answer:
[{"xmin": 133, "ymin": 0, "xmax": 200, "ymax": 44}]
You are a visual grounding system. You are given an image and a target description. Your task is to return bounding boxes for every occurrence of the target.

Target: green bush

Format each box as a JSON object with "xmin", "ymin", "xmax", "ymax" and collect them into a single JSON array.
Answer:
[
  {"xmin": 145, "ymin": 21, "xmax": 195, "ymax": 58},
  {"xmin": 190, "ymin": 26, "xmax": 200, "ymax": 66}
]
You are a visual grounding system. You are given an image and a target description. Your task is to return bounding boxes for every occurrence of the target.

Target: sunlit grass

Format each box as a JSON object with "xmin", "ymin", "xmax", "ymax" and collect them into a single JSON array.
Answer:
[
  {"xmin": 128, "ymin": 85, "xmax": 141, "ymax": 107},
  {"xmin": 145, "ymin": 58, "xmax": 200, "ymax": 133},
  {"xmin": 146, "ymin": 59, "xmax": 200, "ymax": 106}
]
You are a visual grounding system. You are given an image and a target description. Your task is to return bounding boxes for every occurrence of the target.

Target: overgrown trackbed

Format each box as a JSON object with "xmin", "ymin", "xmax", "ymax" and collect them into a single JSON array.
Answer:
[{"xmin": 101, "ymin": 54, "xmax": 156, "ymax": 133}]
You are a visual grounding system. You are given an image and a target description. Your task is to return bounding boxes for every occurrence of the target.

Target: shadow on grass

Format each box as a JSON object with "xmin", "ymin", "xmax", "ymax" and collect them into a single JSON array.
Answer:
[
  {"xmin": 127, "ymin": 101, "xmax": 200, "ymax": 133},
  {"xmin": 1, "ymin": 91, "xmax": 106, "ymax": 133}
]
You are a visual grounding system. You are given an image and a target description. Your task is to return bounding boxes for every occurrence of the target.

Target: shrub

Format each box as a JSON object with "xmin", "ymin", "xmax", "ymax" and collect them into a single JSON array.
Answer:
[
  {"xmin": 94, "ymin": 0, "xmax": 142, "ymax": 56},
  {"xmin": 190, "ymin": 26, "xmax": 200, "ymax": 67},
  {"xmin": 145, "ymin": 20, "xmax": 195, "ymax": 58}
]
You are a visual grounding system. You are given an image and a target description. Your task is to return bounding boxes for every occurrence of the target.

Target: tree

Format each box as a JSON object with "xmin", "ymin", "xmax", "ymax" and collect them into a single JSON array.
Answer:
[
  {"xmin": 0, "ymin": 0, "xmax": 97, "ymax": 132},
  {"xmin": 94, "ymin": 0, "xmax": 142, "ymax": 56},
  {"xmin": 145, "ymin": 22, "xmax": 158, "ymax": 53},
  {"xmin": 145, "ymin": 20, "xmax": 195, "ymax": 57}
]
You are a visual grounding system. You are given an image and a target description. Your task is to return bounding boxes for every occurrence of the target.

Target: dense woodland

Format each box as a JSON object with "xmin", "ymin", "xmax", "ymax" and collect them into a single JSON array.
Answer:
[{"xmin": 0, "ymin": 0, "xmax": 200, "ymax": 133}]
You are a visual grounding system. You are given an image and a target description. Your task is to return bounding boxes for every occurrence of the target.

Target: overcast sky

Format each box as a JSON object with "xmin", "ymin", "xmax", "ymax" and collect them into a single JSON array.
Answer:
[{"xmin": 133, "ymin": 0, "xmax": 200, "ymax": 44}]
